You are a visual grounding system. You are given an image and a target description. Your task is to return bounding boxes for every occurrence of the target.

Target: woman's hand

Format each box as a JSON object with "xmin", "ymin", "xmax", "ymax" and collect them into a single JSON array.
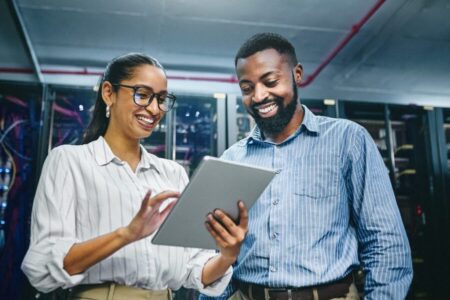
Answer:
[
  {"xmin": 62, "ymin": 190, "xmax": 179, "ymax": 275},
  {"xmin": 205, "ymin": 201, "xmax": 248, "ymax": 262},
  {"xmin": 123, "ymin": 190, "xmax": 180, "ymax": 243}
]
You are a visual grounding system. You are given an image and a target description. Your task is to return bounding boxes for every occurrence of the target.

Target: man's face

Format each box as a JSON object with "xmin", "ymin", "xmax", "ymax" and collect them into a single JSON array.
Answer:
[{"xmin": 236, "ymin": 48, "xmax": 302, "ymax": 136}]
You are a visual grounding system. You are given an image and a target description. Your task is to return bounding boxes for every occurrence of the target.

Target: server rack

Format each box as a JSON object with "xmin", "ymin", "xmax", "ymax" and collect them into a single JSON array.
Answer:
[
  {"xmin": 0, "ymin": 81, "xmax": 41, "ymax": 300},
  {"xmin": 340, "ymin": 101, "xmax": 450, "ymax": 299},
  {"xmin": 302, "ymin": 99, "xmax": 338, "ymax": 118},
  {"xmin": 423, "ymin": 107, "xmax": 450, "ymax": 299},
  {"xmin": 170, "ymin": 94, "xmax": 224, "ymax": 176}
]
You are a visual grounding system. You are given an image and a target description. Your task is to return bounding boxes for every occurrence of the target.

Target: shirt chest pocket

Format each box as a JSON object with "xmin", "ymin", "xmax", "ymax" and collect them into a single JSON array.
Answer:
[{"xmin": 293, "ymin": 152, "xmax": 340, "ymax": 199}]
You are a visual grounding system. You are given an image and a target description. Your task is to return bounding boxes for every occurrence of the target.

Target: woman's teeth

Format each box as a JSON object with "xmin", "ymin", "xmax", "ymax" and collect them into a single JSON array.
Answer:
[{"xmin": 137, "ymin": 115, "xmax": 154, "ymax": 124}]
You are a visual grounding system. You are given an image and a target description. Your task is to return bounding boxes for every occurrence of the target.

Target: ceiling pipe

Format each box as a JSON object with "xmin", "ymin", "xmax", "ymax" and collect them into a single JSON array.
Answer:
[
  {"xmin": 1, "ymin": 0, "xmax": 385, "ymax": 87},
  {"xmin": 0, "ymin": 67, "xmax": 239, "ymax": 83},
  {"xmin": 299, "ymin": 0, "xmax": 386, "ymax": 87}
]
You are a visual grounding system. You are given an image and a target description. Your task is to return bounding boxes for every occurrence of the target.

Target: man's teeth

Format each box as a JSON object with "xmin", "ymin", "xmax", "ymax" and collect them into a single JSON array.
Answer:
[
  {"xmin": 137, "ymin": 115, "xmax": 155, "ymax": 124},
  {"xmin": 258, "ymin": 103, "xmax": 277, "ymax": 114}
]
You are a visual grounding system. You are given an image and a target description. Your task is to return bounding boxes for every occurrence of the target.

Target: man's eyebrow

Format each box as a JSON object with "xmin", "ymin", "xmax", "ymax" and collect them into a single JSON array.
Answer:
[
  {"xmin": 260, "ymin": 71, "xmax": 277, "ymax": 80},
  {"xmin": 238, "ymin": 79, "xmax": 252, "ymax": 85},
  {"xmin": 239, "ymin": 71, "xmax": 278, "ymax": 85}
]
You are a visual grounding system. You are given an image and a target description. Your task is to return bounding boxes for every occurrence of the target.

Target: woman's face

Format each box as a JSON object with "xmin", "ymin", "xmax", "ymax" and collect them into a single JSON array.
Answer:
[{"xmin": 105, "ymin": 64, "xmax": 168, "ymax": 140}]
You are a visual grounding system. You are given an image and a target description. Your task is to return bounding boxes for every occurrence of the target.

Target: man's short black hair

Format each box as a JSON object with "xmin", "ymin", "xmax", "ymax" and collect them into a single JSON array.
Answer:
[{"xmin": 234, "ymin": 32, "xmax": 298, "ymax": 67}]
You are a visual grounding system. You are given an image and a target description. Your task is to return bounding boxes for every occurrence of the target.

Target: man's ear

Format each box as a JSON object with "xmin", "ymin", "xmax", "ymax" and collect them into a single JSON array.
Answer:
[
  {"xmin": 101, "ymin": 81, "xmax": 115, "ymax": 107},
  {"xmin": 294, "ymin": 63, "xmax": 303, "ymax": 86}
]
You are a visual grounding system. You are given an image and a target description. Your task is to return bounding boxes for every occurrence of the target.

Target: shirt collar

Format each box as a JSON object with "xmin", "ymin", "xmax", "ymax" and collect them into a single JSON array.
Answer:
[
  {"xmin": 245, "ymin": 105, "xmax": 320, "ymax": 145},
  {"xmin": 92, "ymin": 136, "xmax": 117, "ymax": 166},
  {"xmin": 138, "ymin": 144, "xmax": 162, "ymax": 173},
  {"xmin": 301, "ymin": 105, "xmax": 320, "ymax": 133},
  {"xmin": 91, "ymin": 136, "xmax": 161, "ymax": 173}
]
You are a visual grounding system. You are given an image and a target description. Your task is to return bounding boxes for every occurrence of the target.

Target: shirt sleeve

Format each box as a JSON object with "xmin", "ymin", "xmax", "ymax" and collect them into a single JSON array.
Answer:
[
  {"xmin": 184, "ymin": 249, "xmax": 233, "ymax": 296},
  {"xmin": 347, "ymin": 126, "xmax": 413, "ymax": 299},
  {"xmin": 21, "ymin": 147, "xmax": 85, "ymax": 292},
  {"xmin": 198, "ymin": 281, "xmax": 235, "ymax": 299}
]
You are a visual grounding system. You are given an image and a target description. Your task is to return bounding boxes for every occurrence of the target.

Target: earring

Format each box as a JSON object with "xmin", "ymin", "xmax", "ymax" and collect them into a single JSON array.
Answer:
[{"xmin": 106, "ymin": 106, "xmax": 110, "ymax": 118}]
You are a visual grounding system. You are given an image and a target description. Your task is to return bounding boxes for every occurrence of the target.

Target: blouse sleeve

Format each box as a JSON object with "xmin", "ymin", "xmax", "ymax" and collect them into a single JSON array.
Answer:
[
  {"xmin": 184, "ymin": 249, "xmax": 233, "ymax": 296},
  {"xmin": 21, "ymin": 146, "xmax": 85, "ymax": 292}
]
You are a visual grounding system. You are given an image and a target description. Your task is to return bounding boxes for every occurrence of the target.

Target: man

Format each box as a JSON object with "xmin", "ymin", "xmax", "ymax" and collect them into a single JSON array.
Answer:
[{"xmin": 201, "ymin": 33, "xmax": 412, "ymax": 300}]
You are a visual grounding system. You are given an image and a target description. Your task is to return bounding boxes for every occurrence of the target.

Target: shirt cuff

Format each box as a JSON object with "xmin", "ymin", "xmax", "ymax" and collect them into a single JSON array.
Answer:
[
  {"xmin": 188, "ymin": 251, "xmax": 233, "ymax": 297},
  {"xmin": 49, "ymin": 239, "xmax": 86, "ymax": 289},
  {"xmin": 22, "ymin": 239, "xmax": 85, "ymax": 292}
]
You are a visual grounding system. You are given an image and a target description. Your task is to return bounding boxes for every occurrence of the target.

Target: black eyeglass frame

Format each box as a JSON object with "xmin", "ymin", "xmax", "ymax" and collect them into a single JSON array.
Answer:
[{"xmin": 111, "ymin": 83, "xmax": 176, "ymax": 112}]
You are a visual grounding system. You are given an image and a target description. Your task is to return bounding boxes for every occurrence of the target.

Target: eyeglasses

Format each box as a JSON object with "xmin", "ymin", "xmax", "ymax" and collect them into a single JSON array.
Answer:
[{"xmin": 111, "ymin": 83, "xmax": 176, "ymax": 112}]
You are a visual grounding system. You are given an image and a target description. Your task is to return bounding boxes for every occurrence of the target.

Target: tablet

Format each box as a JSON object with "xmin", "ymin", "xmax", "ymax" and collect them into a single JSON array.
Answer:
[{"xmin": 151, "ymin": 156, "xmax": 276, "ymax": 249}]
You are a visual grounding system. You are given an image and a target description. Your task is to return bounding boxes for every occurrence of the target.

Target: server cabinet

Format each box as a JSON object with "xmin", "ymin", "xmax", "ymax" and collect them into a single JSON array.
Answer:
[
  {"xmin": 424, "ymin": 107, "xmax": 450, "ymax": 298},
  {"xmin": 169, "ymin": 94, "xmax": 224, "ymax": 176},
  {"xmin": 48, "ymin": 86, "xmax": 96, "ymax": 148},
  {"xmin": 0, "ymin": 82, "xmax": 41, "ymax": 300},
  {"xmin": 302, "ymin": 99, "xmax": 338, "ymax": 118},
  {"xmin": 341, "ymin": 101, "xmax": 450, "ymax": 300}
]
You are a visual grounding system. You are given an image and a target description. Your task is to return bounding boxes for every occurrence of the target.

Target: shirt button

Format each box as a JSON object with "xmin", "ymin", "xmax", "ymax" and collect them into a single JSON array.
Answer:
[
  {"xmin": 273, "ymin": 199, "xmax": 279, "ymax": 205},
  {"xmin": 270, "ymin": 266, "xmax": 277, "ymax": 272},
  {"xmin": 271, "ymin": 233, "xmax": 278, "ymax": 240}
]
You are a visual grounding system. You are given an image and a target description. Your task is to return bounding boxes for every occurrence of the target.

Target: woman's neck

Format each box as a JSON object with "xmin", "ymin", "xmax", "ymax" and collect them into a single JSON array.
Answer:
[{"xmin": 103, "ymin": 130, "xmax": 141, "ymax": 170}]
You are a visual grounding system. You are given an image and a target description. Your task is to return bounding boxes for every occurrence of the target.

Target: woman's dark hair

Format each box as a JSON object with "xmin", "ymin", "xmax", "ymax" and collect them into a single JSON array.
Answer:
[{"xmin": 83, "ymin": 53, "xmax": 165, "ymax": 144}]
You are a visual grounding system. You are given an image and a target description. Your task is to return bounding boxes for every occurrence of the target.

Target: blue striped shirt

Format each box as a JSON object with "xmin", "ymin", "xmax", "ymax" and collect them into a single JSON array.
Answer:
[{"xmin": 201, "ymin": 106, "xmax": 412, "ymax": 299}]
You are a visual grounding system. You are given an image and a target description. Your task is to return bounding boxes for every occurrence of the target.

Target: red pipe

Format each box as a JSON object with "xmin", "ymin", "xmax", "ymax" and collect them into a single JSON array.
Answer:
[
  {"xmin": 0, "ymin": 67, "xmax": 35, "ymax": 74},
  {"xmin": 299, "ymin": 0, "xmax": 385, "ymax": 87},
  {"xmin": 4, "ymin": 95, "xmax": 28, "ymax": 107},
  {"xmin": 0, "ymin": 0, "xmax": 384, "ymax": 88},
  {"xmin": 4, "ymin": 94, "xmax": 83, "ymax": 122}
]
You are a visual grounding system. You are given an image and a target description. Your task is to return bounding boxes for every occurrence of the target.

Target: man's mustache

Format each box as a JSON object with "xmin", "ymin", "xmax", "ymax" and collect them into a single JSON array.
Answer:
[{"xmin": 251, "ymin": 96, "xmax": 283, "ymax": 111}]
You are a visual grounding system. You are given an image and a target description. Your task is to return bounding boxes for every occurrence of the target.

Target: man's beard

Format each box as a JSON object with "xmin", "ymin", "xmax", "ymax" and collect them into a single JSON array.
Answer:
[{"xmin": 248, "ymin": 80, "xmax": 298, "ymax": 136}]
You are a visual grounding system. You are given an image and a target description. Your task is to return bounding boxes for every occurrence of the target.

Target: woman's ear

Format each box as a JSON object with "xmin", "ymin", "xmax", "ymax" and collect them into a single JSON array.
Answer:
[
  {"xmin": 101, "ymin": 81, "xmax": 115, "ymax": 107},
  {"xmin": 294, "ymin": 63, "xmax": 303, "ymax": 86}
]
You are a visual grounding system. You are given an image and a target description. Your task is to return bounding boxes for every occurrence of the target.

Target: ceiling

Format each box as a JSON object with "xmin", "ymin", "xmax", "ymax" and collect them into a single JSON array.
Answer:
[{"xmin": 1, "ymin": 0, "xmax": 449, "ymax": 106}]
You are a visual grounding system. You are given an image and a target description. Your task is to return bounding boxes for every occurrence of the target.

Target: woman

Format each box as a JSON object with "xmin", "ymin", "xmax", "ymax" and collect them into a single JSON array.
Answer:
[{"xmin": 21, "ymin": 53, "xmax": 248, "ymax": 299}]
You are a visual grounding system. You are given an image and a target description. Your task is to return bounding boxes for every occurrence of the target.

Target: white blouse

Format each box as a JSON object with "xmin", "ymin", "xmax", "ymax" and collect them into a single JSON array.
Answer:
[{"xmin": 21, "ymin": 137, "xmax": 231, "ymax": 296}]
